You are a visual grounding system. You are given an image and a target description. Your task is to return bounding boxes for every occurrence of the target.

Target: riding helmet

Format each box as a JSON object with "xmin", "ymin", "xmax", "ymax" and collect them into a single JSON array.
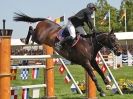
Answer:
[{"xmin": 87, "ymin": 3, "xmax": 96, "ymax": 11}]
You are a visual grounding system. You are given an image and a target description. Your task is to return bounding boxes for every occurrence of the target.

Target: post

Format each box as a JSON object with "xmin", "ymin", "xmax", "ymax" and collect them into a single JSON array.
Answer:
[
  {"xmin": 86, "ymin": 72, "xmax": 97, "ymax": 99},
  {"xmin": 0, "ymin": 29, "xmax": 12, "ymax": 99},
  {"xmin": 108, "ymin": 9, "xmax": 111, "ymax": 32},
  {"xmin": 93, "ymin": 11, "xmax": 96, "ymax": 27},
  {"xmin": 124, "ymin": 9, "xmax": 127, "ymax": 32},
  {"xmin": 43, "ymin": 45, "xmax": 56, "ymax": 99}
]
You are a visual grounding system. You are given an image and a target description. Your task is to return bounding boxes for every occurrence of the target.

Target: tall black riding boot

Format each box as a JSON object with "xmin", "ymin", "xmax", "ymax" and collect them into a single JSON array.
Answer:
[
  {"xmin": 61, "ymin": 36, "xmax": 74, "ymax": 47},
  {"xmin": 55, "ymin": 36, "xmax": 74, "ymax": 50}
]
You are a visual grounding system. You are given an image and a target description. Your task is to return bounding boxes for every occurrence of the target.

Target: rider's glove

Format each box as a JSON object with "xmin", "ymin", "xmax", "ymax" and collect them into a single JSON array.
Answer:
[{"xmin": 92, "ymin": 28, "xmax": 97, "ymax": 33}]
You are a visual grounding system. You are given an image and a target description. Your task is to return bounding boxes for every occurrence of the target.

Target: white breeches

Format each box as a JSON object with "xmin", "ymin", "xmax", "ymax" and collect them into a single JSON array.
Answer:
[
  {"xmin": 76, "ymin": 26, "xmax": 87, "ymax": 35},
  {"xmin": 66, "ymin": 20, "xmax": 76, "ymax": 39}
]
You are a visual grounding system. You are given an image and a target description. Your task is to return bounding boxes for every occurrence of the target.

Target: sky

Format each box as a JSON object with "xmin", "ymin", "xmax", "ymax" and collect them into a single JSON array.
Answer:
[{"xmin": 0, "ymin": 0, "xmax": 122, "ymax": 38}]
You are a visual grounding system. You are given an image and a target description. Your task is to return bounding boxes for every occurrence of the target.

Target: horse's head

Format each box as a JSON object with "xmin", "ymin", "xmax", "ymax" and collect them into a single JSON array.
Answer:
[{"xmin": 96, "ymin": 29, "xmax": 122, "ymax": 56}]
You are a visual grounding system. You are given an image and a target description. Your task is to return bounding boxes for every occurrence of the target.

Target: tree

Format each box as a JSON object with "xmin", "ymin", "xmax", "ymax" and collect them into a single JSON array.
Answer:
[
  {"xmin": 83, "ymin": 0, "xmax": 133, "ymax": 33},
  {"xmin": 97, "ymin": 0, "xmax": 108, "ymax": 11},
  {"xmin": 95, "ymin": 0, "xmax": 119, "ymax": 32}
]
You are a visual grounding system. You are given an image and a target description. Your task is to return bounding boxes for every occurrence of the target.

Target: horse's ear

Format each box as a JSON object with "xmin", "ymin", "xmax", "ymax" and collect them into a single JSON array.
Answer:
[{"xmin": 109, "ymin": 29, "xmax": 114, "ymax": 34}]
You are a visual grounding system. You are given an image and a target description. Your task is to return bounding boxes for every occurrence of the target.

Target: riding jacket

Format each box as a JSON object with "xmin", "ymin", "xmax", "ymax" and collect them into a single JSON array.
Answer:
[{"xmin": 68, "ymin": 8, "xmax": 94, "ymax": 30}]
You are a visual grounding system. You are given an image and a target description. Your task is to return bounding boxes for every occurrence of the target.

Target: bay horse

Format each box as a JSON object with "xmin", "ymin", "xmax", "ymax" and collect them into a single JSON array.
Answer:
[{"xmin": 13, "ymin": 13, "xmax": 122, "ymax": 96}]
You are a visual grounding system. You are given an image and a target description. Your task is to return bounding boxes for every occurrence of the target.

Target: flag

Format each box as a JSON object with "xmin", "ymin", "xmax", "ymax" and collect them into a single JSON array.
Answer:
[
  {"xmin": 100, "ymin": 11, "xmax": 109, "ymax": 25},
  {"xmin": 71, "ymin": 83, "xmax": 77, "ymax": 93},
  {"xmin": 96, "ymin": 54, "xmax": 101, "ymax": 64},
  {"xmin": 20, "ymin": 69, "xmax": 29, "ymax": 80},
  {"xmin": 32, "ymin": 68, "xmax": 39, "ymax": 79},
  {"xmin": 53, "ymin": 58, "xmax": 59, "ymax": 64},
  {"xmin": 22, "ymin": 88, "xmax": 29, "ymax": 99},
  {"xmin": 32, "ymin": 88, "xmax": 40, "ymax": 98},
  {"xmin": 58, "ymin": 65, "xmax": 65, "ymax": 74},
  {"xmin": 101, "ymin": 65, "xmax": 107, "ymax": 73},
  {"xmin": 64, "ymin": 73, "xmax": 71, "ymax": 83},
  {"xmin": 119, "ymin": 9, "xmax": 126, "ymax": 21},
  {"xmin": 11, "ymin": 89, "xmax": 18, "ymax": 99},
  {"xmin": 54, "ymin": 16, "xmax": 64, "ymax": 24},
  {"xmin": 103, "ymin": 12, "xmax": 109, "ymax": 20},
  {"xmin": 119, "ymin": 9, "xmax": 127, "ymax": 31},
  {"xmin": 11, "ymin": 68, "xmax": 17, "ymax": 80}
]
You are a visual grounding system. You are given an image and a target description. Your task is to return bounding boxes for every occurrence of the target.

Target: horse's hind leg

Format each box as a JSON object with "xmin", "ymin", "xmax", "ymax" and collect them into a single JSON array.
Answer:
[
  {"xmin": 25, "ymin": 26, "xmax": 34, "ymax": 44},
  {"xmin": 83, "ymin": 62, "xmax": 106, "ymax": 97}
]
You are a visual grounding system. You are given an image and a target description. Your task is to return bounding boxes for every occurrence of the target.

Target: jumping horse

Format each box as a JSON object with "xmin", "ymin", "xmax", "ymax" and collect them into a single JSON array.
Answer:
[{"xmin": 13, "ymin": 13, "xmax": 122, "ymax": 97}]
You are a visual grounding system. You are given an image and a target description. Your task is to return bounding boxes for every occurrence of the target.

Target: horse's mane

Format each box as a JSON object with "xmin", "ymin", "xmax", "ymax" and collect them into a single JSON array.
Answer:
[{"xmin": 82, "ymin": 31, "xmax": 106, "ymax": 38}]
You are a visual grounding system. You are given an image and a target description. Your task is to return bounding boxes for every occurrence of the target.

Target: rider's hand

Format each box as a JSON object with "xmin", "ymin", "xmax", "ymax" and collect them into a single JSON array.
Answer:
[{"xmin": 92, "ymin": 28, "xmax": 97, "ymax": 33}]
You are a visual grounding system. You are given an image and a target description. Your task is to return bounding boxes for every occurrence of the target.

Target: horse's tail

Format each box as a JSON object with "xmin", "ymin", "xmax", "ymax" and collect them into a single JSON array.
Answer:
[{"xmin": 13, "ymin": 12, "xmax": 47, "ymax": 23}]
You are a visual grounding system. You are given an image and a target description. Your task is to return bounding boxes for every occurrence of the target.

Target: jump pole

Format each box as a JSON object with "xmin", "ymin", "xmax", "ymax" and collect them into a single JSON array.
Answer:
[
  {"xmin": 86, "ymin": 72, "xmax": 97, "ymax": 99},
  {"xmin": 43, "ymin": 45, "xmax": 56, "ymax": 99},
  {"xmin": 0, "ymin": 20, "xmax": 13, "ymax": 99}
]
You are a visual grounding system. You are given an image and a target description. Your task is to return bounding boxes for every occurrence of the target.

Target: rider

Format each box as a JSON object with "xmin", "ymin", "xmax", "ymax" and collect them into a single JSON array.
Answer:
[{"xmin": 56, "ymin": 3, "xmax": 97, "ymax": 50}]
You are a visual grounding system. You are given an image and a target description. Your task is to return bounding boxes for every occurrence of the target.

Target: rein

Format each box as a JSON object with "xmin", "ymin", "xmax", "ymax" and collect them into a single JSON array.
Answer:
[
  {"xmin": 94, "ymin": 33, "xmax": 117, "ymax": 52},
  {"xmin": 94, "ymin": 33, "xmax": 104, "ymax": 47},
  {"xmin": 107, "ymin": 34, "xmax": 114, "ymax": 50}
]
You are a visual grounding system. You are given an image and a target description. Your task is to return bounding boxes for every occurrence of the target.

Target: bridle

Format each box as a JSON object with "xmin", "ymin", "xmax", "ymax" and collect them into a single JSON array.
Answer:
[
  {"xmin": 107, "ymin": 34, "xmax": 118, "ymax": 52},
  {"xmin": 94, "ymin": 33, "xmax": 117, "ymax": 52}
]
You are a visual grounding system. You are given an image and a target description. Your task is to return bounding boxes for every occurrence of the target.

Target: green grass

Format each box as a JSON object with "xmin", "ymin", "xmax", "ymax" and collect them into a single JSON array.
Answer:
[{"xmin": 12, "ymin": 65, "xmax": 133, "ymax": 99}]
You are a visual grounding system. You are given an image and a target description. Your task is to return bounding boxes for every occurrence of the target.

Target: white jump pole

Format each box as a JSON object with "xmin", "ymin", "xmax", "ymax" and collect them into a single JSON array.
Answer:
[{"xmin": 98, "ymin": 52, "xmax": 123, "ymax": 95}]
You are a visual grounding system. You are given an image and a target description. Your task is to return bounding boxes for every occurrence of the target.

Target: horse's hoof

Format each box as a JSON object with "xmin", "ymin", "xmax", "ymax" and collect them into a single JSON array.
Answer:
[{"xmin": 100, "ymin": 92, "xmax": 106, "ymax": 97}]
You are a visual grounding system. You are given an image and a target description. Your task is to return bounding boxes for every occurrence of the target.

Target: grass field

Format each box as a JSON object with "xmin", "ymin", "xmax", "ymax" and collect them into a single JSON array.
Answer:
[{"xmin": 12, "ymin": 65, "xmax": 133, "ymax": 99}]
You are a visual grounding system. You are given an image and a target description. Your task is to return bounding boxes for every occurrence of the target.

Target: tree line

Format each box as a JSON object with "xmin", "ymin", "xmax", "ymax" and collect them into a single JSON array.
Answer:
[{"xmin": 84, "ymin": 0, "xmax": 133, "ymax": 33}]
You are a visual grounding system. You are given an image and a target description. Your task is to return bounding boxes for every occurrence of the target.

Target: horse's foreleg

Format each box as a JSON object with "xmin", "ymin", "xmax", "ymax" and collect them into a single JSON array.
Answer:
[
  {"xmin": 91, "ymin": 60, "xmax": 110, "ymax": 85},
  {"xmin": 25, "ymin": 26, "xmax": 34, "ymax": 44},
  {"xmin": 83, "ymin": 62, "xmax": 106, "ymax": 97}
]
